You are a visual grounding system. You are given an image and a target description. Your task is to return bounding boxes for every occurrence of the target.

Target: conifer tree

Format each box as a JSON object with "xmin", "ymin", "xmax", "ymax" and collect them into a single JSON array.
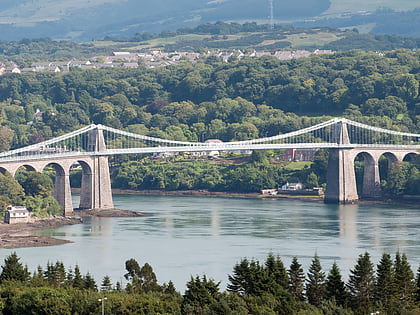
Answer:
[
  {"xmin": 0, "ymin": 252, "xmax": 30, "ymax": 282},
  {"xmin": 347, "ymin": 252, "xmax": 375, "ymax": 313},
  {"xmin": 101, "ymin": 275, "xmax": 113, "ymax": 291},
  {"xmin": 73, "ymin": 265, "xmax": 84, "ymax": 289},
  {"xmin": 288, "ymin": 256, "xmax": 305, "ymax": 301},
  {"xmin": 326, "ymin": 261, "xmax": 347, "ymax": 306},
  {"xmin": 228, "ymin": 258, "xmax": 267, "ymax": 295},
  {"xmin": 84, "ymin": 272, "xmax": 97, "ymax": 291},
  {"xmin": 306, "ymin": 253, "xmax": 326, "ymax": 306},
  {"xmin": 265, "ymin": 253, "xmax": 289, "ymax": 290},
  {"xmin": 394, "ymin": 252, "xmax": 416, "ymax": 307},
  {"xmin": 375, "ymin": 253, "xmax": 395, "ymax": 310}
]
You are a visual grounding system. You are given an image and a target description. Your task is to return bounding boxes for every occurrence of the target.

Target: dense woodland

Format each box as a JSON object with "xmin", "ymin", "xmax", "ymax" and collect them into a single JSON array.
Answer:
[
  {"xmin": 0, "ymin": 48, "xmax": 419, "ymax": 199},
  {"xmin": 0, "ymin": 251, "xmax": 419, "ymax": 314}
]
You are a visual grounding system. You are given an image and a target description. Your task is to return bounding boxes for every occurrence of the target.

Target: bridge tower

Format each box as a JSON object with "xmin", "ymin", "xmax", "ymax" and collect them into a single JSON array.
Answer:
[
  {"xmin": 325, "ymin": 120, "xmax": 358, "ymax": 203},
  {"xmin": 79, "ymin": 125, "xmax": 114, "ymax": 210}
]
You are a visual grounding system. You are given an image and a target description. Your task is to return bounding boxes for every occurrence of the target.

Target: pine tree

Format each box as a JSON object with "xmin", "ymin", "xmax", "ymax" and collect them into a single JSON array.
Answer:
[
  {"xmin": 347, "ymin": 252, "xmax": 375, "ymax": 313},
  {"xmin": 73, "ymin": 265, "xmax": 84, "ymax": 289},
  {"xmin": 31, "ymin": 265, "xmax": 46, "ymax": 286},
  {"xmin": 0, "ymin": 252, "xmax": 30, "ymax": 282},
  {"xmin": 288, "ymin": 256, "xmax": 305, "ymax": 301},
  {"xmin": 326, "ymin": 261, "xmax": 347, "ymax": 306},
  {"xmin": 101, "ymin": 275, "xmax": 113, "ymax": 291},
  {"xmin": 394, "ymin": 252, "xmax": 416, "ymax": 307},
  {"xmin": 265, "ymin": 253, "xmax": 288, "ymax": 291},
  {"xmin": 84, "ymin": 272, "xmax": 97, "ymax": 291},
  {"xmin": 306, "ymin": 253, "xmax": 326, "ymax": 306},
  {"xmin": 375, "ymin": 253, "xmax": 395, "ymax": 310}
]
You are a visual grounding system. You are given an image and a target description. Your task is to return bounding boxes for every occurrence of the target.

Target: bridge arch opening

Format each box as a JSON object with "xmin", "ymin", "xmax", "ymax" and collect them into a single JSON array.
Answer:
[
  {"xmin": 378, "ymin": 152, "xmax": 399, "ymax": 183},
  {"xmin": 354, "ymin": 152, "xmax": 380, "ymax": 198},
  {"xmin": 71, "ymin": 161, "xmax": 93, "ymax": 210},
  {"xmin": 42, "ymin": 162, "xmax": 72, "ymax": 216},
  {"xmin": 0, "ymin": 167, "xmax": 7, "ymax": 175},
  {"xmin": 403, "ymin": 152, "xmax": 419, "ymax": 163}
]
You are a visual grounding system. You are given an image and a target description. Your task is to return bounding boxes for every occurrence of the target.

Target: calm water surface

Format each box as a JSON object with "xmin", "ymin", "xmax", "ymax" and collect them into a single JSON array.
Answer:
[{"xmin": 1, "ymin": 194, "xmax": 419, "ymax": 291}]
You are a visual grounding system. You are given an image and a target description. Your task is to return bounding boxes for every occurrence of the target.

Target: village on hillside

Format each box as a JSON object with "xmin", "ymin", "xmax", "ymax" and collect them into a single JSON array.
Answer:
[{"xmin": 0, "ymin": 49, "xmax": 334, "ymax": 75}]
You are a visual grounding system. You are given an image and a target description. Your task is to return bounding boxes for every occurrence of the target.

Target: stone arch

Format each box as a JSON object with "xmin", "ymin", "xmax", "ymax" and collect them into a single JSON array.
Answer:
[
  {"xmin": 42, "ymin": 162, "xmax": 72, "ymax": 215},
  {"xmin": 0, "ymin": 167, "xmax": 8, "ymax": 175},
  {"xmin": 76, "ymin": 160, "xmax": 94, "ymax": 210},
  {"xmin": 354, "ymin": 152, "xmax": 380, "ymax": 198},
  {"xmin": 403, "ymin": 152, "xmax": 419, "ymax": 163},
  {"xmin": 378, "ymin": 152, "xmax": 399, "ymax": 182}
]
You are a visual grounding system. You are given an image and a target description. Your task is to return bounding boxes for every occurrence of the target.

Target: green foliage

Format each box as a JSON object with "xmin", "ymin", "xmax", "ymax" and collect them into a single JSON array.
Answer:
[
  {"xmin": 182, "ymin": 275, "xmax": 221, "ymax": 314},
  {"xmin": 326, "ymin": 262, "xmax": 347, "ymax": 306},
  {"xmin": 306, "ymin": 253, "xmax": 327, "ymax": 306},
  {"xmin": 347, "ymin": 252, "xmax": 375, "ymax": 314},
  {"xmin": 0, "ymin": 172, "xmax": 24, "ymax": 209},
  {"xmin": 0, "ymin": 252, "xmax": 30, "ymax": 283},
  {"xmin": 288, "ymin": 256, "xmax": 306, "ymax": 301},
  {"xmin": 124, "ymin": 258, "xmax": 161, "ymax": 294}
]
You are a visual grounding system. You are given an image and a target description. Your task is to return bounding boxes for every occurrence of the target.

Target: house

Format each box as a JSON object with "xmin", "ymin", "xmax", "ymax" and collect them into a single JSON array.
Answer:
[
  {"xmin": 279, "ymin": 148, "xmax": 318, "ymax": 161},
  {"xmin": 281, "ymin": 182, "xmax": 304, "ymax": 191},
  {"xmin": 4, "ymin": 206, "xmax": 30, "ymax": 224}
]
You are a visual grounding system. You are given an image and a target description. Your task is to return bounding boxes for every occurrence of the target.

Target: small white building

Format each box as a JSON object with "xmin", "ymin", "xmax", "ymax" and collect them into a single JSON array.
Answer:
[
  {"xmin": 281, "ymin": 182, "xmax": 304, "ymax": 191},
  {"xmin": 4, "ymin": 206, "xmax": 30, "ymax": 224}
]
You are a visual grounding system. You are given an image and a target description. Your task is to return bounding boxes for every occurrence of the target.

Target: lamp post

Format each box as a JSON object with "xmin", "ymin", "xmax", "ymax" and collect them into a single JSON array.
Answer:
[{"xmin": 98, "ymin": 297, "xmax": 107, "ymax": 315}]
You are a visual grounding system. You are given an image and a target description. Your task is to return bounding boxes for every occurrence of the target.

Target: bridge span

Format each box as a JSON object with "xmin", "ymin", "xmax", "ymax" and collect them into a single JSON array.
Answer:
[{"xmin": 0, "ymin": 118, "xmax": 418, "ymax": 215}]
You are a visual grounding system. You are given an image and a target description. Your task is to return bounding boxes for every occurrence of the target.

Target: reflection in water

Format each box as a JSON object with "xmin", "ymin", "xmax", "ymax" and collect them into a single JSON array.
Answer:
[
  {"xmin": 2, "ymin": 195, "xmax": 419, "ymax": 292},
  {"xmin": 339, "ymin": 204, "xmax": 358, "ymax": 250}
]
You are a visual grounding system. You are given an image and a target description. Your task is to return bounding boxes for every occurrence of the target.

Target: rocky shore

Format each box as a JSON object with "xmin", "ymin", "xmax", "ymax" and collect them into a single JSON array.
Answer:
[{"xmin": 0, "ymin": 208, "xmax": 145, "ymax": 249}]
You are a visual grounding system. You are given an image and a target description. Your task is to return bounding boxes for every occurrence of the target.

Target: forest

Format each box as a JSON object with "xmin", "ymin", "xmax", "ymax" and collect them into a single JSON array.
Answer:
[
  {"xmin": 0, "ymin": 48, "xmax": 419, "ymax": 199},
  {"xmin": 0, "ymin": 251, "xmax": 419, "ymax": 314}
]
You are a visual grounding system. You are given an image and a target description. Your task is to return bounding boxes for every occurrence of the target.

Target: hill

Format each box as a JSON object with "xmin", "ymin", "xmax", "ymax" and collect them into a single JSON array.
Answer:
[{"xmin": 0, "ymin": 0, "xmax": 418, "ymax": 41}]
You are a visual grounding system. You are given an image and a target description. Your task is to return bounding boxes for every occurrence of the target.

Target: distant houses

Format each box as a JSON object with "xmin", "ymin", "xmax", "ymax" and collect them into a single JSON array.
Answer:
[{"xmin": 0, "ymin": 49, "xmax": 336, "ymax": 75}]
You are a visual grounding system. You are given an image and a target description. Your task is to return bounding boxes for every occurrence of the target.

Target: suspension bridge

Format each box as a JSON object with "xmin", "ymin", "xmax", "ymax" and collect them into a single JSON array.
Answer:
[{"xmin": 0, "ymin": 118, "xmax": 419, "ymax": 214}]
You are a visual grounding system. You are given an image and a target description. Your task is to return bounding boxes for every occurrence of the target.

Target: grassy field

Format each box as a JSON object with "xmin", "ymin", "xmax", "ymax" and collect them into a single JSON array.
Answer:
[
  {"xmin": 324, "ymin": 0, "xmax": 419, "ymax": 16},
  {"xmin": 285, "ymin": 32, "xmax": 343, "ymax": 48}
]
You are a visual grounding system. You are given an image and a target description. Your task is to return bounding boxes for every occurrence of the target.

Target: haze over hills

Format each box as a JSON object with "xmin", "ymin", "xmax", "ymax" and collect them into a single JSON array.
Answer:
[{"xmin": 0, "ymin": 0, "xmax": 418, "ymax": 41}]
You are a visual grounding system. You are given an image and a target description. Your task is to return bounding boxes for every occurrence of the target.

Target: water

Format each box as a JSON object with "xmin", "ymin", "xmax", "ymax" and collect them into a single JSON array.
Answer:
[{"xmin": 1, "ymin": 194, "xmax": 419, "ymax": 292}]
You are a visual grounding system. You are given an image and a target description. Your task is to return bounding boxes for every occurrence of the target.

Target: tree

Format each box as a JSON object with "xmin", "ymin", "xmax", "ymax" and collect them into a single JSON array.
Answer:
[
  {"xmin": 375, "ymin": 253, "xmax": 395, "ymax": 310},
  {"xmin": 182, "ymin": 275, "xmax": 220, "ymax": 314},
  {"xmin": 394, "ymin": 252, "xmax": 416, "ymax": 308},
  {"xmin": 101, "ymin": 275, "xmax": 112, "ymax": 291},
  {"xmin": 139, "ymin": 262, "xmax": 160, "ymax": 293},
  {"xmin": 84, "ymin": 272, "xmax": 97, "ymax": 290},
  {"xmin": 288, "ymin": 256, "xmax": 305, "ymax": 301},
  {"xmin": 0, "ymin": 252, "xmax": 30, "ymax": 282},
  {"xmin": 20, "ymin": 171, "xmax": 54, "ymax": 197},
  {"xmin": 0, "ymin": 172, "xmax": 24, "ymax": 208},
  {"xmin": 306, "ymin": 253, "xmax": 326, "ymax": 306},
  {"xmin": 306, "ymin": 172, "xmax": 319, "ymax": 189},
  {"xmin": 326, "ymin": 261, "xmax": 347, "ymax": 306},
  {"xmin": 0, "ymin": 126, "xmax": 14, "ymax": 152},
  {"xmin": 347, "ymin": 252, "xmax": 375, "ymax": 313},
  {"xmin": 72, "ymin": 265, "xmax": 84, "ymax": 289},
  {"xmin": 264, "ymin": 253, "xmax": 288, "ymax": 291}
]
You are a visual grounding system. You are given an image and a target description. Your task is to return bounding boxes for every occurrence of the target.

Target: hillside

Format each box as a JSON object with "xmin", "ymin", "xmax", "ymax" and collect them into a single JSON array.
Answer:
[{"xmin": 0, "ymin": 0, "xmax": 418, "ymax": 41}]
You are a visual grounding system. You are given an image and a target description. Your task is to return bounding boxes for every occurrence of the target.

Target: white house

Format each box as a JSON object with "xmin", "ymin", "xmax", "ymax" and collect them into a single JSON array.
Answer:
[
  {"xmin": 281, "ymin": 182, "xmax": 304, "ymax": 191},
  {"xmin": 4, "ymin": 206, "xmax": 30, "ymax": 224}
]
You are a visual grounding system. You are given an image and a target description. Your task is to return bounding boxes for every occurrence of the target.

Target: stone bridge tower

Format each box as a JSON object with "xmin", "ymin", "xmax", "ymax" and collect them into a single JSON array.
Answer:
[
  {"xmin": 79, "ymin": 125, "xmax": 114, "ymax": 210},
  {"xmin": 324, "ymin": 120, "xmax": 359, "ymax": 203}
]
